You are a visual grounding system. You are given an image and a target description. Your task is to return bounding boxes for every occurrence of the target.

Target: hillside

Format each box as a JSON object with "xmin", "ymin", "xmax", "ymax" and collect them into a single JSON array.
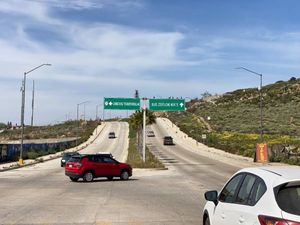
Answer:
[
  {"xmin": 0, "ymin": 120, "xmax": 99, "ymax": 142},
  {"xmin": 189, "ymin": 77, "xmax": 300, "ymax": 135},
  {"xmin": 167, "ymin": 77, "xmax": 300, "ymax": 165}
]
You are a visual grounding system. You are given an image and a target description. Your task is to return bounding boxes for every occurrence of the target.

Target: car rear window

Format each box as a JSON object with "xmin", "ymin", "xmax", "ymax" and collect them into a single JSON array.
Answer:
[
  {"xmin": 68, "ymin": 156, "xmax": 82, "ymax": 162},
  {"xmin": 276, "ymin": 184, "xmax": 300, "ymax": 215},
  {"xmin": 63, "ymin": 153, "xmax": 73, "ymax": 159}
]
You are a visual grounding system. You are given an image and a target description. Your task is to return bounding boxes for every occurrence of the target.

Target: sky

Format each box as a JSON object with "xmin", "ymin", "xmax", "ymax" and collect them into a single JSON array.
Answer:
[{"xmin": 0, "ymin": 0, "xmax": 300, "ymax": 125}]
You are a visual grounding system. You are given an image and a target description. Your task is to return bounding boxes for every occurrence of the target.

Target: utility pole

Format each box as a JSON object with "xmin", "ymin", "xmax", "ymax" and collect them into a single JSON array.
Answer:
[{"xmin": 76, "ymin": 101, "xmax": 89, "ymax": 146}]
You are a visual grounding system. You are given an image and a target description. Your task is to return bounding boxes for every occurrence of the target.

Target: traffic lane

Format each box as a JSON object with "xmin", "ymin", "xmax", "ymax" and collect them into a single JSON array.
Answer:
[
  {"xmin": 0, "ymin": 167, "xmax": 203, "ymax": 224},
  {"xmin": 83, "ymin": 122, "xmax": 128, "ymax": 161},
  {"xmin": 149, "ymin": 123, "xmax": 240, "ymax": 190},
  {"xmin": 0, "ymin": 122, "xmax": 125, "ymax": 182},
  {"xmin": 0, "ymin": 121, "xmax": 203, "ymax": 224}
]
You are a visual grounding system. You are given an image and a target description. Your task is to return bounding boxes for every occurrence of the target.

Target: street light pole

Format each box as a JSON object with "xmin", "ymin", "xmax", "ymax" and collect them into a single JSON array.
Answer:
[
  {"xmin": 236, "ymin": 67, "xmax": 263, "ymax": 141},
  {"xmin": 76, "ymin": 101, "xmax": 89, "ymax": 146},
  {"xmin": 19, "ymin": 64, "xmax": 51, "ymax": 165},
  {"xmin": 236, "ymin": 67, "xmax": 263, "ymax": 161},
  {"xmin": 96, "ymin": 104, "xmax": 102, "ymax": 121}
]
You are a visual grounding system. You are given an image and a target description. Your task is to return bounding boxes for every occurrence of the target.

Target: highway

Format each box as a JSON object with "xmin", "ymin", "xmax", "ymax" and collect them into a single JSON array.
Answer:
[{"xmin": 0, "ymin": 120, "xmax": 252, "ymax": 225}]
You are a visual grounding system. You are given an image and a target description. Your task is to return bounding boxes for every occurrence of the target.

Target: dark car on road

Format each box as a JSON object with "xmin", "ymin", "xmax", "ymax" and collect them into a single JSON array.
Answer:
[
  {"xmin": 65, "ymin": 153, "xmax": 132, "ymax": 182},
  {"xmin": 147, "ymin": 130, "xmax": 155, "ymax": 137},
  {"xmin": 61, "ymin": 152, "xmax": 80, "ymax": 167},
  {"xmin": 108, "ymin": 132, "xmax": 116, "ymax": 139},
  {"xmin": 163, "ymin": 136, "xmax": 174, "ymax": 145}
]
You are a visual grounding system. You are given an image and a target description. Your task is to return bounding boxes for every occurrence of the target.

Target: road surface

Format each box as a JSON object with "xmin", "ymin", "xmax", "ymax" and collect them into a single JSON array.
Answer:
[{"xmin": 0, "ymin": 120, "xmax": 253, "ymax": 225}]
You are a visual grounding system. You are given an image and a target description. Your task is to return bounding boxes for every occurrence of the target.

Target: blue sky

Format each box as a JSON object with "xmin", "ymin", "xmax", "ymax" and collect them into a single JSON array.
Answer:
[{"xmin": 0, "ymin": 0, "xmax": 300, "ymax": 124}]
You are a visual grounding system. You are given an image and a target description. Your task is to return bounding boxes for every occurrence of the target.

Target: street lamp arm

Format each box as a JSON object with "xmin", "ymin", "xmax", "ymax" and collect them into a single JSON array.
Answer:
[
  {"xmin": 235, "ymin": 67, "xmax": 262, "ymax": 77},
  {"xmin": 77, "ymin": 101, "xmax": 89, "ymax": 106},
  {"xmin": 25, "ymin": 64, "xmax": 51, "ymax": 75}
]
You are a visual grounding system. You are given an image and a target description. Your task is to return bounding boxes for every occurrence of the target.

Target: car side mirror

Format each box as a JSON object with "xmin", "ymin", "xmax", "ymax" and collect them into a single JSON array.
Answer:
[{"xmin": 204, "ymin": 190, "xmax": 218, "ymax": 206}]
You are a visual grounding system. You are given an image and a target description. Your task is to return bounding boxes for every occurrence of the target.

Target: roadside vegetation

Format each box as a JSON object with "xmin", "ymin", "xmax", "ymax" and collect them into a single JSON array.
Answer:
[
  {"xmin": 0, "ymin": 120, "xmax": 99, "ymax": 161},
  {"xmin": 0, "ymin": 123, "xmax": 6, "ymax": 130},
  {"xmin": 167, "ymin": 77, "xmax": 300, "ymax": 166},
  {"xmin": 0, "ymin": 120, "xmax": 99, "ymax": 141},
  {"xmin": 124, "ymin": 114, "xmax": 165, "ymax": 169}
]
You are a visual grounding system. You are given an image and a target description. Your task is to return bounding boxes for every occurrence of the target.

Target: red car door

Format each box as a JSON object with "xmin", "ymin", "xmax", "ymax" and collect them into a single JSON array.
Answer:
[
  {"xmin": 87, "ymin": 155, "xmax": 100, "ymax": 176},
  {"xmin": 100, "ymin": 156, "xmax": 120, "ymax": 176}
]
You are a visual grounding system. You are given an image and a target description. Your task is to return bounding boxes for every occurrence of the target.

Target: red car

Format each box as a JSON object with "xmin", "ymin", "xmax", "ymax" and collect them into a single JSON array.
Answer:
[{"xmin": 65, "ymin": 154, "xmax": 132, "ymax": 182}]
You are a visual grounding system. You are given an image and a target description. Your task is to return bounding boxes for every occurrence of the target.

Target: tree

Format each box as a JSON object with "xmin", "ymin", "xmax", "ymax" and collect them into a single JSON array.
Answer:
[
  {"xmin": 201, "ymin": 91, "xmax": 212, "ymax": 99},
  {"xmin": 129, "ymin": 109, "xmax": 156, "ymax": 156}
]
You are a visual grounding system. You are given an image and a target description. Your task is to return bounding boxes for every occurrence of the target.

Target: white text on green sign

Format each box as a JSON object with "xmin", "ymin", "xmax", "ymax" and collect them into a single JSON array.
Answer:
[{"xmin": 148, "ymin": 99, "xmax": 185, "ymax": 111}]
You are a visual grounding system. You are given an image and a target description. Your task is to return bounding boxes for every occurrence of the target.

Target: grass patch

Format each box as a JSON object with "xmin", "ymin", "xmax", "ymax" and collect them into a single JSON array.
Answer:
[{"xmin": 126, "ymin": 122, "xmax": 165, "ymax": 169}]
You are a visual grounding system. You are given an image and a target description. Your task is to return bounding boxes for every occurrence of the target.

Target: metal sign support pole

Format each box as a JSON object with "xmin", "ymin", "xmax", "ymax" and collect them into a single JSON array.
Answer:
[{"xmin": 142, "ymin": 98, "xmax": 146, "ymax": 162}]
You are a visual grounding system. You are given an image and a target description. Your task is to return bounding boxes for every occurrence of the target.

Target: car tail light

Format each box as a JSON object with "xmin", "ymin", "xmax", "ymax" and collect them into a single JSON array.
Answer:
[{"xmin": 258, "ymin": 215, "xmax": 300, "ymax": 225}]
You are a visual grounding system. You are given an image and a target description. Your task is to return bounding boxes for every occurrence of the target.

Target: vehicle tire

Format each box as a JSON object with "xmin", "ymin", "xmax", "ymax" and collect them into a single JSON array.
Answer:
[
  {"xmin": 120, "ymin": 170, "xmax": 129, "ymax": 180},
  {"xmin": 83, "ymin": 171, "xmax": 94, "ymax": 182},
  {"xmin": 204, "ymin": 217, "xmax": 210, "ymax": 225},
  {"xmin": 107, "ymin": 176, "xmax": 114, "ymax": 181},
  {"xmin": 70, "ymin": 177, "xmax": 79, "ymax": 182}
]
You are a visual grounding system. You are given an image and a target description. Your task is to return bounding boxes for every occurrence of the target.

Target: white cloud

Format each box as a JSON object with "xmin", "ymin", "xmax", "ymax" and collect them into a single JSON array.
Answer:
[
  {"xmin": 1, "ymin": 1, "xmax": 300, "ymax": 124},
  {"xmin": 0, "ymin": 0, "xmax": 60, "ymax": 24}
]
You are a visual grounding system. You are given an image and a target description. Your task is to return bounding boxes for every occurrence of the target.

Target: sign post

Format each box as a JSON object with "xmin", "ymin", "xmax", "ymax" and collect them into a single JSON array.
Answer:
[{"xmin": 142, "ymin": 98, "xmax": 147, "ymax": 162}]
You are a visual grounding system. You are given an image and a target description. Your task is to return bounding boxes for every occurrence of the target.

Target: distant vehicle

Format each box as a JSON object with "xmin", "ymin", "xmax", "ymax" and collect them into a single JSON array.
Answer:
[
  {"xmin": 203, "ymin": 166, "xmax": 300, "ymax": 225},
  {"xmin": 61, "ymin": 152, "xmax": 80, "ymax": 167},
  {"xmin": 108, "ymin": 132, "xmax": 116, "ymax": 139},
  {"xmin": 65, "ymin": 154, "xmax": 132, "ymax": 182},
  {"xmin": 163, "ymin": 136, "xmax": 173, "ymax": 145},
  {"xmin": 97, "ymin": 152, "xmax": 113, "ymax": 158},
  {"xmin": 147, "ymin": 130, "xmax": 155, "ymax": 137}
]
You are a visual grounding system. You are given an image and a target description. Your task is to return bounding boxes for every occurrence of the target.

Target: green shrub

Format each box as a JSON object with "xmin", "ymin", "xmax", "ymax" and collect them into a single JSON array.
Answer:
[{"xmin": 27, "ymin": 151, "xmax": 40, "ymax": 159}]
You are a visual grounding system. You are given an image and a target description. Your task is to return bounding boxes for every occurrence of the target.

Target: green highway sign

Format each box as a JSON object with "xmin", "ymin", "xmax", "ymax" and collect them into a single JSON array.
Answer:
[
  {"xmin": 104, "ymin": 98, "xmax": 140, "ymax": 110},
  {"xmin": 149, "ymin": 98, "xmax": 185, "ymax": 111}
]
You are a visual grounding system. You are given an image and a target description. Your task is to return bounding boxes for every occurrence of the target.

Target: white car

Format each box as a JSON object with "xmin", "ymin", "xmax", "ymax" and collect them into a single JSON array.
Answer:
[{"xmin": 203, "ymin": 166, "xmax": 300, "ymax": 225}]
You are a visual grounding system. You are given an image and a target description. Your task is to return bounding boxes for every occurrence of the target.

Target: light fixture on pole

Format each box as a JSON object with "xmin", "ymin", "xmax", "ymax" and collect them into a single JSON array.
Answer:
[
  {"xmin": 236, "ymin": 67, "xmax": 263, "ymax": 161},
  {"xmin": 19, "ymin": 63, "xmax": 51, "ymax": 165}
]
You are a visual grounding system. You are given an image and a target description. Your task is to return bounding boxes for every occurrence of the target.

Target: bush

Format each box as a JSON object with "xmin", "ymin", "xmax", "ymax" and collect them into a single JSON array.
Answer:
[{"xmin": 27, "ymin": 151, "xmax": 40, "ymax": 159}]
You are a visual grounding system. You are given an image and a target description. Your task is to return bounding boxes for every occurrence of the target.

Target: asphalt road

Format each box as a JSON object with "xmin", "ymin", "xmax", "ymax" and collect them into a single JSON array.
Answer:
[
  {"xmin": 149, "ymin": 120, "xmax": 242, "ymax": 191},
  {"xmin": 0, "ymin": 121, "xmax": 246, "ymax": 225}
]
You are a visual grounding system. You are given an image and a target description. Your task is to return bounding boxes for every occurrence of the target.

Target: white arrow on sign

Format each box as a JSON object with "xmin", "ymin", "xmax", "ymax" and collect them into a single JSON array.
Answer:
[
  {"xmin": 180, "ymin": 103, "xmax": 184, "ymax": 107},
  {"xmin": 105, "ymin": 101, "xmax": 108, "ymax": 106},
  {"xmin": 109, "ymin": 101, "xmax": 113, "ymax": 106}
]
